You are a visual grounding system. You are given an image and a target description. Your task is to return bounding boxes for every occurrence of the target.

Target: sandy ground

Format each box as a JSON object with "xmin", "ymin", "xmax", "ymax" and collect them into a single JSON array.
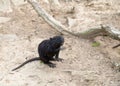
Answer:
[{"xmin": 0, "ymin": 0, "xmax": 120, "ymax": 86}]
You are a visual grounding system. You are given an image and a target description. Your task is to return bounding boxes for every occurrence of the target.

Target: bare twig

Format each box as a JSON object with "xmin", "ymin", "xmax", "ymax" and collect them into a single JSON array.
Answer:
[{"xmin": 27, "ymin": 0, "xmax": 120, "ymax": 41}]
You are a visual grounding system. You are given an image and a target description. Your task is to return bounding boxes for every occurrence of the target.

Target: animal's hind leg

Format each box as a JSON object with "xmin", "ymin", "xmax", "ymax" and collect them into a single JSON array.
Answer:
[{"xmin": 40, "ymin": 57, "xmax": 56, "ymax": 68}]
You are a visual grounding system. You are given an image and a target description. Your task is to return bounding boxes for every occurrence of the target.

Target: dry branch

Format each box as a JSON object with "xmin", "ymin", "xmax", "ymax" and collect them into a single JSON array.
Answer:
[
  {"xmin": 27, "ymin": 0, "xmax": 120, "ymax": 40},
  {"xmin": 101, "ymin": 25, "xmax": 120, "ymax": 40},
  {"xmin": 27, "ymin": 0, "xmax": 80, "ymax": 36}
]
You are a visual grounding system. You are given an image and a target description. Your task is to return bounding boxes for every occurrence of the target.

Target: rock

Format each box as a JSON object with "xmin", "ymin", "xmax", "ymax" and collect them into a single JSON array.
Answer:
[
  {"xmin": 0, "ymin": 34, "xmax": 18, "ymax": 41},
  {"xmin": 67, "ymin": 17, "xmax": 77, "ymax": 28},
  {"xmin": 11, "ymin": 0, "xmax": 27, "ymax": 6},
  {"xmin": 0, "ymin": 0, "xmax": 12, "ymax": 12},
  {"xmin": 0, "ymin": 17, "xmax": 11, "ymax": 23}
]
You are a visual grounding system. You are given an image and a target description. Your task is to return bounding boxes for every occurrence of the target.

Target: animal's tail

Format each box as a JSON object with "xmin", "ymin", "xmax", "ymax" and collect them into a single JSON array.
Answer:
[
  {"xmin": 12, "ymin": 57, "xmax": 40, "ymax": 71},
  {"xmin": 112, "ymin": 44, "xmax": 120, "ymax": 48}
]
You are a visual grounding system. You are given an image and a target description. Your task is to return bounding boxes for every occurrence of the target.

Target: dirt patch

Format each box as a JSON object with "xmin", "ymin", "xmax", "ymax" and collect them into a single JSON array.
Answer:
[{"xmin": 0, "ymin": 0, "xmax": 120, "ymax": 86}]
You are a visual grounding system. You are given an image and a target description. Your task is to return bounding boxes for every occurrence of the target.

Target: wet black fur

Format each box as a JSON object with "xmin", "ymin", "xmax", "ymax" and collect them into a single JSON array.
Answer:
[{"xmin": 12, "ymin": 36, "xmax": 64, "ymax": 71}]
